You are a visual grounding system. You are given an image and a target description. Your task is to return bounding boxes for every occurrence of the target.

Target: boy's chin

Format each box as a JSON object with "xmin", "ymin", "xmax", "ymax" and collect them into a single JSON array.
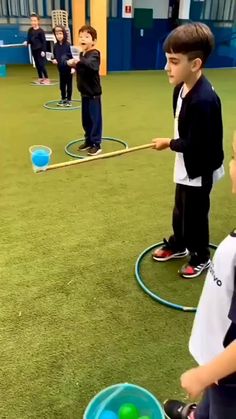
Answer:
[{"xmin": 168, "ymin": 77, "xmax": 177, "ymax": 86}]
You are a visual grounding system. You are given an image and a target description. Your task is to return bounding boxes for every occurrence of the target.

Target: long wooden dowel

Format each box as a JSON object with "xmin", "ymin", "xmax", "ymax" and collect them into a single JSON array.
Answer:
[{"xmin": 38, "ymin": 143, "xmax": 153, "ymax": 173}]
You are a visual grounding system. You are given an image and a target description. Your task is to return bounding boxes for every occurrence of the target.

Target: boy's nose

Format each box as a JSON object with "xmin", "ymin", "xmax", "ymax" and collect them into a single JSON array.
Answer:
[{"xmin": 164, "ymin": 61, "xmax": 169, "ymax": 71}]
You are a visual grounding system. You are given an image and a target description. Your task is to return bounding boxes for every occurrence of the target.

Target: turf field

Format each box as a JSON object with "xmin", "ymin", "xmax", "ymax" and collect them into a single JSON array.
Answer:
[{"xmin": 1, "ymin": 65, "xmax": 236, "ymax": 418}]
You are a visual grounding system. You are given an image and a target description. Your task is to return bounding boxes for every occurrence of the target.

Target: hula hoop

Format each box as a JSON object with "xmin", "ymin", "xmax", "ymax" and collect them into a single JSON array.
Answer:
[
  {"xmin": 135, "ymin": 241, "xmax": 217, "ymax": 312},
  {"xmin": 43, "ymin": 99, "xmax": 81, "ymax": 111},
  {"xmin": 64, "ymin": 137, "xmax": 129, "ymax": 159}
]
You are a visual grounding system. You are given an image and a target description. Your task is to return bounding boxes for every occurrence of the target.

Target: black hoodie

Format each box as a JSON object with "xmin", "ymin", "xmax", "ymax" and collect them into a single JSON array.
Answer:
[{"xmin": 52, "ymin": 26, "xmax": 72, "ymax": 72}]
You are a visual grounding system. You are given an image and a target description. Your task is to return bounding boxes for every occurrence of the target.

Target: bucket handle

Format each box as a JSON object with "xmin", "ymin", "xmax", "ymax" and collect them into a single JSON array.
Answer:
[{"xmin": 94, "ymin": 383, "xmax": 127, "ymax": 419}]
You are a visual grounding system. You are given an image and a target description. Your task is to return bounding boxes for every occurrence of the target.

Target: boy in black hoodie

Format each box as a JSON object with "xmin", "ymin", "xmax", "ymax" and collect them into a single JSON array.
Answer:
[{"xmin": 52, "ymin": 25, "xmax": 73, "ymax": 107}]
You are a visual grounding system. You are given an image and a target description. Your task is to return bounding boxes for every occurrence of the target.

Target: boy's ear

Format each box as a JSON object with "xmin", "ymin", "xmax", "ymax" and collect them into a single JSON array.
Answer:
[{"xmin": 191, "ymin": 57, "xmax": 202, "ymax": 72}]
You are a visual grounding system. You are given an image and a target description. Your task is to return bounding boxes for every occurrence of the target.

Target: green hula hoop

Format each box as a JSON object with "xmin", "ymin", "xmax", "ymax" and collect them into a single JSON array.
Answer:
[
  {"xmin": 43, "ymin": 99, "xmax": 81, "ymax": 111},
  {"xmin": 64, "ymin": 137, "xmax": 129, "ymax": 159},
  {"xmin": 135, "ymin": 241, "xmax": 217, "ymax": 312}
]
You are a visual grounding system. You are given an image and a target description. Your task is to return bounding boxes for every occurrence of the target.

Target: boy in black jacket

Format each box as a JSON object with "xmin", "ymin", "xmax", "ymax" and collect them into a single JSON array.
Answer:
[
  {"xmin": 152, "ymin": 23, "xmax": 224, "ymax": 278},
  {"xmin": 52, "ymin": 25, "xmax": 73, "ymax": 107},
  {"xmin": 67, "ymin": 25, "xmax": 102, "ymax": 156}
]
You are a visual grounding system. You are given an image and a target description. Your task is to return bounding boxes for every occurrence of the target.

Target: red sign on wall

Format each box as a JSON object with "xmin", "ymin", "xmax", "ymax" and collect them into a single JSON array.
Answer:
[{"xmin": 125, "ymin": 5, "xmax": 132, "ymax": 14}]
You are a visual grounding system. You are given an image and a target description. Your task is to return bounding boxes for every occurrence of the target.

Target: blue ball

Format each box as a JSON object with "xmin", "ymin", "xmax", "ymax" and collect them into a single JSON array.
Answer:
[
  {"xmin": 32, "ymin": 149, "xmax": 50, "ymax": 167},
  {"xmin": 100, "ymin": 411, "xmax": 118, "ymax": 419}
]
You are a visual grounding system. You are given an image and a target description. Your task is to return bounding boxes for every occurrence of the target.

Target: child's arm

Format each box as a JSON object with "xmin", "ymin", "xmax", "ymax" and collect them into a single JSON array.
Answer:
[
  {"xmin": 40, "ymin": 29, "xmax": 47, "ymax": 56},
  {"xmin": 181, "ymin": 340, "xmax": 236, "ymax": 399},
  {"xmin": 79, "ymin": 51, "xmax": 100, "ymax": 71}
]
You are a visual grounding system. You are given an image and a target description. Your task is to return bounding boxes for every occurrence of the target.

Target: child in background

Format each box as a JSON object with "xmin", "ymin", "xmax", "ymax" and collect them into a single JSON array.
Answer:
[
  {"xmin": 52, "ymin": 25, "xmax": 73, "ymax": 107},
  {"xmin": 25, "ymin": 13, "xmax": 49, "ymax": 84},
  {"xmin": 67, "ymin": 25, "xmax": 102, "ymax": 156},
  {"xmin": 164, "ymin": 132, "xmax": 236, "ymax": 418}
]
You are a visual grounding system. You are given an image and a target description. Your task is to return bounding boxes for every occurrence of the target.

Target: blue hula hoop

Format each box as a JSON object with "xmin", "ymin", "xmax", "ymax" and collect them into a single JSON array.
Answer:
[
  {"xmin": 135, "ymin": 241, "xmax": 217, "ymax": 312},
  {"xmin": 64, "ymin": 137, "xmax": 129, "ymax": 159}
]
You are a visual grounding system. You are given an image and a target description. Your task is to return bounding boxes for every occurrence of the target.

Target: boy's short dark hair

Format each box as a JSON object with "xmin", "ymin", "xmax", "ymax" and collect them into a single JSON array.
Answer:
[
  {"xmin": 163, "ymin": 23, "xmax": 215, "ymax": 66},
  {"xmin": 30, "ymin": 13, "xmax": 40, "ymax": 19},
  {"xmin": 79, "ymin": 25, "xmax": 97, "ymax": 41}
]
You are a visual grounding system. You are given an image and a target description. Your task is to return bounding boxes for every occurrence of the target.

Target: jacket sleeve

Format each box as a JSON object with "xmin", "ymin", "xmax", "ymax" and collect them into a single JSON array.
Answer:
[
  {"xmin": 27, "ymin": 29, "xmax": 31, "ymax": 44},
  {"xmin": 170, "ymin": 99, "xmax": 213, "ymax": 154},
  {"xmin": 79, "ymin": 51, "xmax": 100, "ymax": 71},
  {"xmin": 51, "ymin": 44, "xmax": 56, "ymax": 60},
  {"xmin": 40, "ymin": 29, "xmax": 47, "ymax": 52}
]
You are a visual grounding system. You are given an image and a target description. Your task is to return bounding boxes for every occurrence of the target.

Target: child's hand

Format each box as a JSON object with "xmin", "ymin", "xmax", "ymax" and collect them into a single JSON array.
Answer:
[
  {"xmin": 181, "ymin": 367, "xmax": 209, "ymax": 400},
  {"xmin": 67, "ymin": 58, "xmax": 79, "ymax": 67},
  {"xmin": 41, "ymin": 51, "xmax": 45, "ymax": 57},
  {"xmin": 52, "ymin": 59, "xmax": 57, "ymax": 64},
  {"xmin": 152, "ymin": 138, "xmax": 171, "ymax": 150}
]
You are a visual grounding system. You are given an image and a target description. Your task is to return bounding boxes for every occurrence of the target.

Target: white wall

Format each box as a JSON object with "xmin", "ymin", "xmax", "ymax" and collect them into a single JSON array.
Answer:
[{"xmin": 133, "ymin": 0, "xmax": 169, "ymax": 19}]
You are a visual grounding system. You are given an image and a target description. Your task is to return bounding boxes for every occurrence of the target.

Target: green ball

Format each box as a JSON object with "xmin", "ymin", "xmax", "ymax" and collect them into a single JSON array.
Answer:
[{"xmin": 118, "ymin": 403, "xmax": 139, "ymax": 419}]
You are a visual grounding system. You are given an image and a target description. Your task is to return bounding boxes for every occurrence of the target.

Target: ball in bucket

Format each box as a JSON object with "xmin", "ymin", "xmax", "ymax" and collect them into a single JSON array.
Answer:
[
  {"xmin": 100, "ymin": 411, "xmax": 118, "ymax": 419},
  {"xmin": 83, "ymin": 383, "xmax": 164, "ymax": 419},
  {"xmin": 118, "ymin": 403, "xmax": 139, "ymax": 419},
  {"xmin": 29, "ymin": 145, "xmax": 52, "ymax": 172}
]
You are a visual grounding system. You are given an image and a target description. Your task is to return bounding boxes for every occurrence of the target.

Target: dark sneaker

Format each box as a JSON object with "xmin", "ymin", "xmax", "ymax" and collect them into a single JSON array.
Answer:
[
  {"xmin": 65, "ymin": 100, "xmax": 72, "ymax": 107},
  {"xmin": 152, "ymin": 239, "xmax": 188, "ymax": 262},
  {"xmin": 87, "ymin": 146, "xmax": 102, "ymax": 156},
  {"xmin": 164, "ymin": 399, "xmax": 196, "ymax": 419},
  {"xmin": 57, "ymin": 100, "xmax": 65, "ymax": 107},
  {"xmin": 179, "ymin": 255, "xmax": 211, "ymax": 279},
  {"xmin": 78, "ymin": 142, "xmax": 90, "ymax": 151}
]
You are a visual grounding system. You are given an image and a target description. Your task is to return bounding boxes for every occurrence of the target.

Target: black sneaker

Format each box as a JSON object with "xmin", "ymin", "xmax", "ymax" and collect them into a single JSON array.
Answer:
[
  {"xmin": 65, "ymin": 100, "xmax": 72, "ymax": 107},
  {"xmin": 164, "ymin": 399, "xmax": 196, "ymax": 419},
  {"xmin": 57, "ymin": 100, "xmax": 65, "ymax": 107},
  {"xmin": 152, "ymin": 238, "xmax": 188, "ymax": 261},
  {"xmin": 87, "ymin": 146, "xmax": 102, "ymax": 156},
  {"xmin": 179, "ymin": 254, "xmax": 211, "ymax": 279},
  {"xmin": 78, "ymin": 142, "xmax": 90, "ymax": 151}
]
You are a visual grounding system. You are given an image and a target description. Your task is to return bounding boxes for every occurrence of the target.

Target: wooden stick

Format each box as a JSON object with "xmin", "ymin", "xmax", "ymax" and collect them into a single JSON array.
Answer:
[{"xmin": 38, "ymin": 143, "xmax": 153, "ymax": 173}]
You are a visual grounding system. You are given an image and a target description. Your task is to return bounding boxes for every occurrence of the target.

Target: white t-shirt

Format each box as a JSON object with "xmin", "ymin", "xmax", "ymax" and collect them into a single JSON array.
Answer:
[
  {"xmin": 173, "ymin": 88, "xmax": 224, "ymax": 186},
  {"xmin": 189, "ymin": 231, "xmax": 236, "ymax": 365}
]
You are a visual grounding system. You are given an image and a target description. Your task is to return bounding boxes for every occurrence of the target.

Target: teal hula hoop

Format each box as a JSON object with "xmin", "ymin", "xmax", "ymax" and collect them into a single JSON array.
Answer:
[
  {"xmin": 64, "ymin": 137, "xmax": 129, "ymax": 159},
  {"xmin": 43, "ymin": 99, "xmax": 81, "ymax": 111},
  {"xmin": 135, "ymin": 241, "xmax": 217, "ymax": 312}
]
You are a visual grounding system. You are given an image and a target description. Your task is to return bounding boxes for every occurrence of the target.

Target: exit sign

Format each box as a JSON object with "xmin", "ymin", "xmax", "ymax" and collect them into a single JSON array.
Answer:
[
  {"xmin": 125, "ymin": 5, "xmax": 132, "ymax": 14},
  {"xmin": 123, "ymin": 1, "xmax": 133, "ymax": 18}
]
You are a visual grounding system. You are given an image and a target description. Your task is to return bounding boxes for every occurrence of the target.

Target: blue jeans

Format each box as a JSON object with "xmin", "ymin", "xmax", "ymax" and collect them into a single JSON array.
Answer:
[
  {"xmin": 81, "ymin": 96, "xmax": 102, "ymax": 147},
  {"xmin": 195, "ymin": 384, "xmax": 236, "ymax": 419}
]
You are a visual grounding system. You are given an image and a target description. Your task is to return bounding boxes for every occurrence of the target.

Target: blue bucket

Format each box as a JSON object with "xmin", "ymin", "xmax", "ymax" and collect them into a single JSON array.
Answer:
[
  {"xmin": 83, "ymin": 383, "xmax": 164, "ymax": 419},
  {"xmin": 29, "ymin": 145, "xmax": 52, "ymax": 172}
]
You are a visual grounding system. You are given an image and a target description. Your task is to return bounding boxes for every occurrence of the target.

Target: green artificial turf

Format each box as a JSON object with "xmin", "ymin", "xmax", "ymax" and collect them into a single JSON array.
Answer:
[{"xmin": 0, "ymin": 65, "xmax": 236, "ymax": 418}]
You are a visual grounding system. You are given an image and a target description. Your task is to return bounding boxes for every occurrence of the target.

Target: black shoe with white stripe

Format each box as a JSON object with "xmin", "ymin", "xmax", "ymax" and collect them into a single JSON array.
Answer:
[
  {"xmin": 179, "ymin": 255, "xmax": 211, "ymax": 279},
  {"xmin": 164, "ymin": 399, "xmax": 196, "ymax": 419}
]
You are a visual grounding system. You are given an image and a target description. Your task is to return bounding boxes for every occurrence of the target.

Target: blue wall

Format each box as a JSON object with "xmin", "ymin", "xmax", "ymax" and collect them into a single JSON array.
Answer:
[{"xmin": 0, "ymin": 25, "xmax": 29, "ymax": 64}]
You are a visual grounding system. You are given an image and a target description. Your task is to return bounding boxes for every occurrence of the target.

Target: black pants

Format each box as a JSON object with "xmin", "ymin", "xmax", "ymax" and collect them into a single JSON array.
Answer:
[
  {"xmin": 169, "ymin": 177, "xmax": 212, "ymax": 262},
  {"xmin": 195, "ymin": 384, "xmax": 236, "ymax": 418},
  {"xmin": 81, "ymin": 96, "xmax": 102, "ymax": 147},
  {"xmin": 32, "ymin": 49, "xmax": 48, "ymax": 79},
  {"xmin": 59, "ymin": 71, "xmax": 72, "ymax": 101}
]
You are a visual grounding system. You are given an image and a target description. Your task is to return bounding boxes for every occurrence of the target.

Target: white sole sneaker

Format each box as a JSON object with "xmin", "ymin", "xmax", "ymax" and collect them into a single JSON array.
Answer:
[
  {"xmin": 153, "ymin": 249, "xmax": 189, "ymax": 262},
  {"xmin": 87, "ymin": 149, "xmax": 102, "ymax": 156},
  {"xmin": 180, "ymin": 259, "xmax": 211, "ymax": 279}
]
